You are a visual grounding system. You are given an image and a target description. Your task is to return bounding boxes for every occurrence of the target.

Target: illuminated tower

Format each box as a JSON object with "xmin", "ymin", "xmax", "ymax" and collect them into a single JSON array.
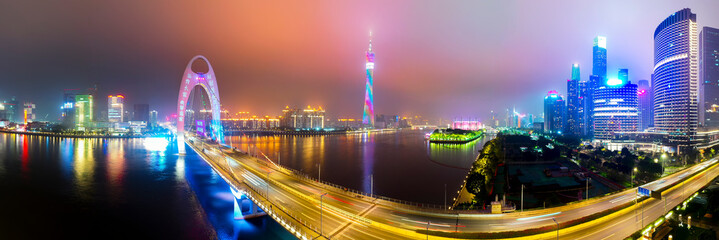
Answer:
[
  {"xmin": 567, "ymin": 64, "xmax": 581, "ymax": 136},
  {"xmin": 653, "ymin": 8, "xmax": 698, "ymax": 135},
  {"xmin": 108, "ymin": 95, "xmax": 124, "ymax": 123},
  {"xmin": 362, "ymin": 32, "xmax": 375, "ymax": 127}
]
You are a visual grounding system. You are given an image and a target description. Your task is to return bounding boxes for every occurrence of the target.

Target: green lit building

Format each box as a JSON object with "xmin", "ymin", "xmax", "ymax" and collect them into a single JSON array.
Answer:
[{"xmin": 75, "ymin": 94, "xmax": 93, "ymax": 130}]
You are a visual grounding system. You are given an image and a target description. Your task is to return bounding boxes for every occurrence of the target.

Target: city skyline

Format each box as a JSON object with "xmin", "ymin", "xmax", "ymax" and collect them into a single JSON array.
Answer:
[{"xmin": 1, "ymin": 1, "xmax": 719, "ymax": 123}]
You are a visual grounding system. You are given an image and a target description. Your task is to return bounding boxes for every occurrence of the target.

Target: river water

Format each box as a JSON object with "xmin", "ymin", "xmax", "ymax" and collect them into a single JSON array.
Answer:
[
  {"xmin": 225, "ymin": 129, "xmax": 490, "ymax": 205},
  {"xmin": 0, "ymin": 132, "xmax": 293, "ymax": 240},
  {"xmin": 0, "ymin": 130, "xmax": 488, "ymax": 239}
]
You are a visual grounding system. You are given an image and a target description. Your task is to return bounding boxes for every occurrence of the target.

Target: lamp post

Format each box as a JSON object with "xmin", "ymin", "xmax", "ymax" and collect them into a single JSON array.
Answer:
[
  {"xmin": 552, "ymin": 217, "xmax": 559, "ymax": 240},
  {"xmin": 585, "ymin": 178, "xmax": 589, "ymax": 200},
  {"xmin": 320, "ymin": 193, "xmax": 328, "ymax": 236},
  {"xmin": 426, "ymin": 220, "xmax": 430, "ymax": 240},
  {"xmin": 521, "ymin": 184, "xmax": 524, "ymax": 212},
  {"xmin": 661, "ymin": 153, "xmax": 668, "ymax": 175},
  {"xmin": 266, "ymin": 170, "xmax": 272, "ymax": 197},
  {"xmin": 631, "ymin": 167, "xmax": 638, "ymax": 188}
]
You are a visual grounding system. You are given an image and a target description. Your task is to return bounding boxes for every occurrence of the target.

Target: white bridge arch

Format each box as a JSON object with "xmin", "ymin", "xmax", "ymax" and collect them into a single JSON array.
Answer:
[{"xmin": 177, "ymin": 55, "xmax": 224, "ymax": 154}]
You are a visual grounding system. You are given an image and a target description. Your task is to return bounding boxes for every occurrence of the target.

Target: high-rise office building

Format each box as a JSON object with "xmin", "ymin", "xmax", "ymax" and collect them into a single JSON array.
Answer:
[
  {"xmin": 23, "ymin": 102, "xmax": 36, "ymax": 123},
  {"xmin": 544, "ymin": 90, "xmax": 566, "ymax": 134},
  {"xmin": 579, "ymin": 80, "xmax": 589, "ymax": 135},
  {"xmin": 133, "ymin": 104, "xmax": 150, "ymax": 122},
  {"xmin": 362, "ymin": 33, "xmax": 375, "ymax": 128},
  {"xmin": 594, "ymin": 78, "xmax": 639, "ymax": 140},
  {"xmin": 566, "ymin": 64, "xmax": 582, "ymax": 136},
  {"xmin": 700, "ymin": 26, "xmax": 719, "ymax": 128},
  {"xmin": 75, "ymin": 94, "xmax": 93, "ymax": 130},
  {"xmin": 653, "ymin": 8, "xmax": 698, "ymax": 135},
  {"xmin": 583, "ymin": 36, "xmax": 609, "ymax": 138},
  {"xmin": 108, "ymin": 95, "xmax": 124, "ymax": 123},
  {"xmin": 593, "ymin": 36, "xmax": 608, "ymax": 79},
  {"xmin": 149, "ymin": 110, "xmax": 158, "ymax": 128},
  {"xmin": 0, "ymin": 97, "xmax": 18, "ymax": 122},
  {"xmin": 584, "ymin": 75, "xmax": 602, "ymax": 137},
  {"xmin": 637, "ymin": 80, "xmax": 653, "ymax": 130}
]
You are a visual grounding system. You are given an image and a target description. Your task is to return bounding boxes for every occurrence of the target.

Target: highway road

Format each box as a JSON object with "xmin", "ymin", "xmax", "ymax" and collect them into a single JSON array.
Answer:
[{"xmin": 187, "ymin": 136, "xmax": 719, "ymax": 240}]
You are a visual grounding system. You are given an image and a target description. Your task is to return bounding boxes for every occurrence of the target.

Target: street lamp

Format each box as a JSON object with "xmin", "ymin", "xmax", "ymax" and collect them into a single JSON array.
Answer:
[
  {"xmin": 631, "ymin": 167, "xmax": 638, "ymax": 188},
  {"xmin": 552, "ymin": 217, "xmax": 559, "ymax": 240},
  {"xmin": 661, "ymin": 153, "xmax": 668, "ymax": 174},
  {"xmin": 320, "ymin": 193, "xmax": 328, "ymax": 236},
  {"xmin": 266, "ymin": 170, "xmax": 272, "ymax": 197},
  {"xmin": 521, "ymin": 184, "xmax": 524, "ymax": 212}
]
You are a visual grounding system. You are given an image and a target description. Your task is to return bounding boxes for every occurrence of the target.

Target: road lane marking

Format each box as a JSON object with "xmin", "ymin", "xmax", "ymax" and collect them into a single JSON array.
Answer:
[
  {"xmin": 516, "ymin": 211, "xmax": 561, "ymax": 221},
  {"xmin": 600, "ymin": 233, "xmax": 615, "ymax": 240}
]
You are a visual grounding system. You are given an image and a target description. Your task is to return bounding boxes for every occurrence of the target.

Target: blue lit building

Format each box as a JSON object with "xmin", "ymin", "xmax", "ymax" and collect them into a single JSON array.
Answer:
[
  {"xmin": 583, "ymin": 36, "xmax": 608, "ymax": 138},
  {"xmin": 700, "ymin": 26, "xmax": 719, "ymax": 128},
  {"xmin": 593, "ymin": 36, "xmax": 607, "ymax": 79},
  {"xmin": 544, "ymin": 90, "xmax": 566, "ymax": 134},
  {"xmin": 566, "ymin": 64, "xmax": 582, "ymax": 136},
  {"xmin": 593, "ymin": 78, "xmax": 639, "ymax": 140},
  {"xmin": 653, "ymin": 8, "xmax": 698, "ymax": 135},
  {"xmin": 638, "ymin": 80, "xmax": 653, "ymax": 131}
]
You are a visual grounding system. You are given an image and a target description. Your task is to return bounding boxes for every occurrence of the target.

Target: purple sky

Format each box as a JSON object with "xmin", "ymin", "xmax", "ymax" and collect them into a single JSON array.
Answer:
[{"xmin": 1, "ymin": 1, "xmax": 718, "ymax": 122}]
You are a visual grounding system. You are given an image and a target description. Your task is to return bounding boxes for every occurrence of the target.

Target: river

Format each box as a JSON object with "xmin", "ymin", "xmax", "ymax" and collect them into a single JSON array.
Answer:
[
  {"xmin": 0, "ymin": 132, "xmax": 294, "ymax": 239},
  {"xmin": 225, "ymin": 129, "xmax": 491, "ymax": 205}
]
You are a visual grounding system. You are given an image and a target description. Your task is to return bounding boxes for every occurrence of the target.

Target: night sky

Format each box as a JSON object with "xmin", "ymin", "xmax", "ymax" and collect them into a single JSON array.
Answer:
[{"xmin": 1, "ymin": 1, "xmax": 718, "ymax": 122}]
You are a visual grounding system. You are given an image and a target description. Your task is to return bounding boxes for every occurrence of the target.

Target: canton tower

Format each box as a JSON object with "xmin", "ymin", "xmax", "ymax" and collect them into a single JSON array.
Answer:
[{"xmin": 362, "ymin": 32, "xmax": 375, "ymax": 127}]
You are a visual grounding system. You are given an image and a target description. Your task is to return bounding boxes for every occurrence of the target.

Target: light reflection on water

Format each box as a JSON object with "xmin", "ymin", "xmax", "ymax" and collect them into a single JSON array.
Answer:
[{"xmin": 0, "ymin": 133, "xmax": 291, "ymax": 239}]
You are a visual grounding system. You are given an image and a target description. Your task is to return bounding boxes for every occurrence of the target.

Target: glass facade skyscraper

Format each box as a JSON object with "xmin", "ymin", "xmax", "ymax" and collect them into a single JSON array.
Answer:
[
  {"xmin": 594, "ymin": 78, "xmax": 639, "ymax": 140},
  {"xmin": 108, "ymin": 95, "xmax": 124, "ymax": 123},
  {"xmin": 583, "ymin": 36, "xmax": 608, "ymax": 138},
  {"xmin": 566, "ymin": 64, "xmax": 582, "ymax": 136},
  {"xmin": 637, "ymin": 80, "xmax": 653, "ymax": 131},
  {"xmin": 75, "ymin": 94, "xmax": 93, "ymax": 131},
  {"xmin": 544, "ymin": 90, "xmax": 566, "ymax": 134},
  {"xmin": 653, "ymin": 8, "xmax": 698, "ymax": 135},
  {"xmin": 593, "ymin": 36, "xmax": 608, "ymax": 79},
  {"xmin": 700, "ymin": 26, "xmax": 719, "ymax": 129}
]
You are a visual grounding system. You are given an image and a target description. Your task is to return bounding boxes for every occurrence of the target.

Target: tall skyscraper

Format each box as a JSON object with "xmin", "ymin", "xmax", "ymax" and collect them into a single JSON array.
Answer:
[
  {"xmin": 544, "ymin": 90, "xmax": 566, "ymax": 134},
  {"xmin": 566, "ymin": 64, "xmax": 582, "ymax": 136},
  {"xmin": 700, "ymin": 26, "xmax": 719, "ymax": 128},
  {"xmin": 653, "ymin": 8, "xmax": 698, "ymax": 135},
  {"xmin": 362, "ymin": 32, "xmax": 375, "ymax": 127},
  {"xmin": 108, "ymin": 95, "xmax": 124, "ymax": 123},
  {"xmin": 0, "ymin": 97, "xmax": 18, "ymax": 123},
  {"xmin": 23, "ymin": 102, "xmax": 36, "ymax": 123},
  {"xmin": 637, "ymin": 80, "xmax": 653, "ymax": 130},
  {"xmin": 149, "ymin": 110, "xmax": 158, "ymax": 128},
  {"xmin": 594, "ymin": 78, "xmax": 639, "ymax": 140},
  {"xmin": 593, "ymin": 36, "xmax": 608, "ymax": 79},
  {"xmin": 75, "ymin": 94, "xmax": 93, "ymax": 131},
  {"xmin": 578, "ymin": 80, "xmax": 588, "ymax": 135},
  {"xmin": 584, "ymin": 75, "xmax": 602, "ymax": 137},
  {"xmin": 583, "ymin": 36, "xmax": 609, "ymax": 138}
]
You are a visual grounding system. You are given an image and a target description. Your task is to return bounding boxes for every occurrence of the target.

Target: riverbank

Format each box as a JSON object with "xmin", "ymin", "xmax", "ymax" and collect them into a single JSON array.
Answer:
[{"xmin": 429, "ymin": 129, "xmax": 485, "ymax": 143}]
